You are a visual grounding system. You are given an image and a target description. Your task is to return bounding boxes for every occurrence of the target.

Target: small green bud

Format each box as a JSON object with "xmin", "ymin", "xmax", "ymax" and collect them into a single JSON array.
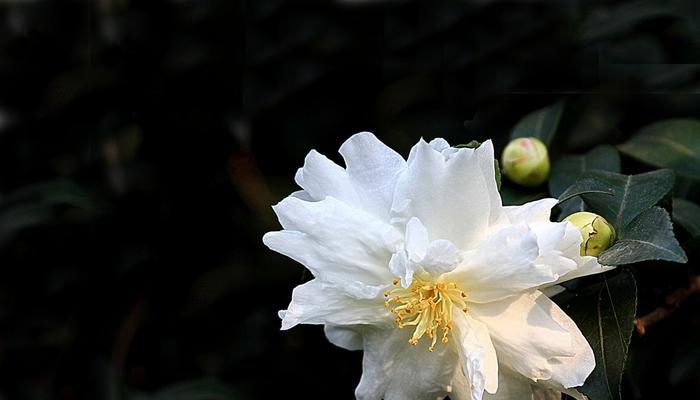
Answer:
[
  {"xmin": 501, "ymin": 137, "xmax": 550, "ymax": 187},
  {"xmin": 564, "ymin": 211, "xmax": 616, "ymax": 257}
]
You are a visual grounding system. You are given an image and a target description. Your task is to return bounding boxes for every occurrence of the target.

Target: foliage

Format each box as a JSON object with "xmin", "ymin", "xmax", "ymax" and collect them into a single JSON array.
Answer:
[{"xmin": 0, "ymin": 0, "xmax": 698, "ymax": 399}]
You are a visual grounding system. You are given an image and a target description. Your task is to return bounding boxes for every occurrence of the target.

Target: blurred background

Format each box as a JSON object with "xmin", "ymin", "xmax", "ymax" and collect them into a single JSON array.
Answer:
[{"xmin": 0, "ymin": 0, "xmax": 698, "ymax": 399}]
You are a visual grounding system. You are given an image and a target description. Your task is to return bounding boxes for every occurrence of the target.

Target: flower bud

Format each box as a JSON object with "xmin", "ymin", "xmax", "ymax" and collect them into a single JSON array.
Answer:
[
  {"xmin": 564, "ymin": 212, "xmax": 616, "ymax": 257},
  {"xmin": 501, "ymin": 137, "xmax": 550, "ymax": 187}
]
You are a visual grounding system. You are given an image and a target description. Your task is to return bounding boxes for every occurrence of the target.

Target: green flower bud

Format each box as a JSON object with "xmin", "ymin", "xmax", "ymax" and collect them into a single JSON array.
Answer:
[
  {"xmin": 501, "ymin": 137, "xmax": 550, "ymax": 187},
  {"xmin": 564, "ymin": 211, "xmax": 617, "ymax": 257}
]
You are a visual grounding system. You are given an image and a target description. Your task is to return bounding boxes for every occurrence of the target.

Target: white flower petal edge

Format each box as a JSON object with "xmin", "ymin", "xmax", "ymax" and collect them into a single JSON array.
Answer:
[
  {"xmin": 279, "ymin": 279, "xmax": 391, "ymax": 330},
  {"xmin": 453, "ymin": 313, "xmax": 499, "ymax": 396},
  {"xmin": 392, "ymin": 138, "xmax": 502, "ymax": 248},
  {"xmin": 295, "ymin": 131, "xmax": 405, "ymax": 220},
  {"xmin": 264, "ymin": 133, "xmax": 615, "ymax": 400},
  {"xmin": 356, "ymin": 326, "xmax": 459, "ymax": 400},
  {"xmin": 469, "ymin": 292, "xmax": 574, "ymax": 382},
  {"xmin": 325, "ymin": 324, "xmax": 364, "ymax": 351}
]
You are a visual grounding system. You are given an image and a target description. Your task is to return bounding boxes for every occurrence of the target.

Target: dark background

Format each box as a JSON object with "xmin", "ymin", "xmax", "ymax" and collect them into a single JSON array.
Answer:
[{"xmin": 0, "ymin": 0, "xmax": 698, "ymax": 399}]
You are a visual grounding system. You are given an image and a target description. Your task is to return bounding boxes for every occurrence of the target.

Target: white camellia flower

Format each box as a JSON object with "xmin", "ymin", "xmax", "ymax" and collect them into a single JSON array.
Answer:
[{"xmin": 263, "ymin": 133, "xmax": 614, "ymax": 400}]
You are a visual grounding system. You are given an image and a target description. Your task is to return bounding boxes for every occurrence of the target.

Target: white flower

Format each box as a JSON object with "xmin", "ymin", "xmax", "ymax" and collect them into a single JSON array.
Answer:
[{"xmin": 263, "ymin": 133, "xmax": 614, "ymax": 400}]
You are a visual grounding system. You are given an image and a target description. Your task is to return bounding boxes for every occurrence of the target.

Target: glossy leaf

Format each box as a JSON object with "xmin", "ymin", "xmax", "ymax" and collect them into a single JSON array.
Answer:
[
  {"xmin": 599, "ymin": 207, "xmax": 687, "ymax": 265},
  {"xmin": 550, "ymin": 145, "xmax": 621, "ymax": 197},
  {"xmin": 557, "ymin": 175, "xmax": 615, "ymax": 203},
  {"xmin": 550, "ymin": 145, "xmax": 620, "ymax": 219},
  {"xmin": 618, "ymin": 119, "xmax": 700, "ymax": 180},
  {"xmin": 561, "ymin": 169, "xmax": 674, "ymax": 229},
  {"xmin": 499, "ymin": 186, "xmax": 546, "ymax": 206},
  {"xmin": 560, "ymin": 271, "xmax": 637, "ymax": 400},
  {"xmin": 673, "ymin": 197, "xmax": 700, "ymax": 237},
  {"xmin": 510, "ymin": 101, "xmax": 564, "ymax": 146}
]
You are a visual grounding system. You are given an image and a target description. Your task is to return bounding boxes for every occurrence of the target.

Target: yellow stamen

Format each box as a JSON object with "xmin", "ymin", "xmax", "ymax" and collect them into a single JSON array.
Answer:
[{"xmin": 384, "ymin": 277, "xmax": 468, "ymax": 350}]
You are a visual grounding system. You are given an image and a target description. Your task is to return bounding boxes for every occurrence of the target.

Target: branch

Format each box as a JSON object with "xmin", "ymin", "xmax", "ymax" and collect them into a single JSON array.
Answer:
[{"xmin": 635, "ymin": 276, "xmax": 700, "ymax": 336}]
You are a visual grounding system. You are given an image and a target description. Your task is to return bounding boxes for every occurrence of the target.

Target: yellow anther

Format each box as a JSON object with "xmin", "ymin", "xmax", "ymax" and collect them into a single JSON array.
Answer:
[{"xmin": 384, "ymin": 277, "xmax": 468, "ymax": 352}]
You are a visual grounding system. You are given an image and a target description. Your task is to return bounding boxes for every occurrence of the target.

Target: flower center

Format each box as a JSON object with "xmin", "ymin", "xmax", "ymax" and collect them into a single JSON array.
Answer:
[{"xmin": 384, "ymin": 278, "xmax": 468, "ymax": 352}]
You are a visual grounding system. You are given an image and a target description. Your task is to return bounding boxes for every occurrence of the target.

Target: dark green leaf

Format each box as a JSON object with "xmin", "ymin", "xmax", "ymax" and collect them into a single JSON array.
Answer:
[
  {"xmin": 550, "ymin": 145, "xmax": 621, "ymax": 197},
  {"xmin": 494, "ymin": 159, "xmax": 501, "ymax": 191},
  {"xmin": 561, "ymin": 271, "xmax": 637, "ymax": 400},
  {"xmin": 599, "ymin": 207, "xmax": 687, "ymax": 265},
  {"xmin": 557, "ymin": 177, "xmax": 614, "ymax": 205},
  {"xmin": 550, "ymin": 145, "xmax": 621, "ymax": 219},
  {"xmin": 510, "ymin": 101, "xmax": 564, "ymax": 146},
  {"xmin": 454, "ymin": 140, "xmax": 481, "ymax": 149},
  {"xmin": 563, "ymin": 169, "xmax": 674, "ymax": 229},
  {"xmin": 499, "ymin": 186, "xmax": 546, "ymax": 206},
  {"xmin": 618, "ymin": 119, "xmax": 700, "ymax": 180},
  {"xmin": 673, "ymin": 197, "xmax": 700, "ymax": 237}
]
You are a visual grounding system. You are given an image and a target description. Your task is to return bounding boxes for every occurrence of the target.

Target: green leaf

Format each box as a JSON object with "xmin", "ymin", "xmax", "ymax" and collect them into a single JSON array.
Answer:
[
  {"xmin": 150, "ymin": 379, "xmax": 237, "ymax": 400},
  {"xmin": 563, "ymin": 169, "xmax": 674, "ymax": 229},
  {"xmin": 510, "ymin": 101, "xmax": 564, "ymax": 146},
  {"xmin": 499, "ymin": 186, "xmax": 546, "ymax": 206},
  {"xmin": 454, "ymin": 140, "xmax": 481, "ymax": 149},
  {"xmin": 557, "ymin": 177, "xmax": 614, "ymax": 205},
  {"xmin": 550, "ymin": 145, "xmax": 621, "ymax": 197},
  {"xmin": 494, "ymin": 159, "xmax": 501, "ymax": 191},
  {"xmin": 550, "ymin": 145, "xmax": 621, "ymax": 220},
  {"xmin": 673, "ymin": 197, "xmax": 700, "ymax": 237},
  {"xmin": 618, "ymin": 119, "xmax": 700, "ymax": 180},
  {"xmin": 598, "ymin": 207, "xmax": 687, "ymax": 265},
  {"xmin": 560, "ymin": 271, "xmax": 637, "ymax": 400}
]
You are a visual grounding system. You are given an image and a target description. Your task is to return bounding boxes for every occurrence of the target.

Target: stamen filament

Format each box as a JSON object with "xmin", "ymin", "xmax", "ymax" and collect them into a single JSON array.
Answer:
[{"xmin": 384, "ymin": 278, "xmax": 468, "ymax": 350}]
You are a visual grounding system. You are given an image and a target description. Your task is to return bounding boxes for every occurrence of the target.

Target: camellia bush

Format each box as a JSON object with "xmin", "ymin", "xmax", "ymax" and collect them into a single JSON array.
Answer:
[{"xmin": 264, "ymin": 102, "xmax": 699, "ymax": 400}]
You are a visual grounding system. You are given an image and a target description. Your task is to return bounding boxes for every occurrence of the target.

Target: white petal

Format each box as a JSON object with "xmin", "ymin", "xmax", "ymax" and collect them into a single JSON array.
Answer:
[
  {"xmin": 422, "ymin": 239, "xmax": 463, "ymax": 275},
  {"xmin": 477, "ymin": 141, "xmax": 507, "ymax": 227},
  {"xmin": 447, "ymin": 369, "xmax": 474, "ymax": 400},
  {"xmin": 503, "ymin": 198, "xmax": 558, "ymax": 224},
  {"xmin": 428, "ymin": 137, "xmax": 451, "ymax": 152},
  {"xmin": 339, "ymin": 132, "xmax": 407, "ymax": 220},
  {"xmin": 481, "ymin": 367, "xmax": 535, "ymax": 400},
  {"xmin": 294, "ymin": 132, "xmax": 405, "ymax": 220},
  {"xmin": 530, "ymin": 221, "xmax": 579, "ymax": 278},
  {"xmin": 540, "ymin": 222, "xmax": 615, "ymax": 288},
  {"xmin": 264, "ymin": 196, "xmax": 401, "ymax": 295},
  {"xmin": 453, "ymin": 313, "xmax": 499, "ymax": 399},
  {"xmin": 446, "ymin": 224, "xmax": 556, "ymax": 303},
  {"xmin": 392, "ymin": 139, "xmax": 502, "ymax": 249},
  {"xmin": 280, "ymin": 279, "xmax": 390, "ymax": 330},
  {"xmin": 401, "ymin": 217, "xmax": 463, "ymax": 280},
  {"xmin": 355, "ymin": 327, "xmax": 459, "ymax": 400},
  {"xmin": 294, "ymin": 150, "xmax": 360, "ymax": 205},
  {"xmin": 388, "ymin": 250, "xmax": 415, "ymax": 288},
  {"xmin": 405, "ymin": 217, "xmax": 429, "ymax": 262},
  {"xmin": 290, "ymin": 189, "xmax": 314, "ymax": 201},
  {"xmin": 532, "ymin": 293, "xmax": 595, "ymax": 389},
  {"xmin": 469, "ymin": 292, "xmax": 574, "ymax": 381},
  {"xmin": 324, "ymin": 325, "xmax": 364, "ymax": 351}
]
